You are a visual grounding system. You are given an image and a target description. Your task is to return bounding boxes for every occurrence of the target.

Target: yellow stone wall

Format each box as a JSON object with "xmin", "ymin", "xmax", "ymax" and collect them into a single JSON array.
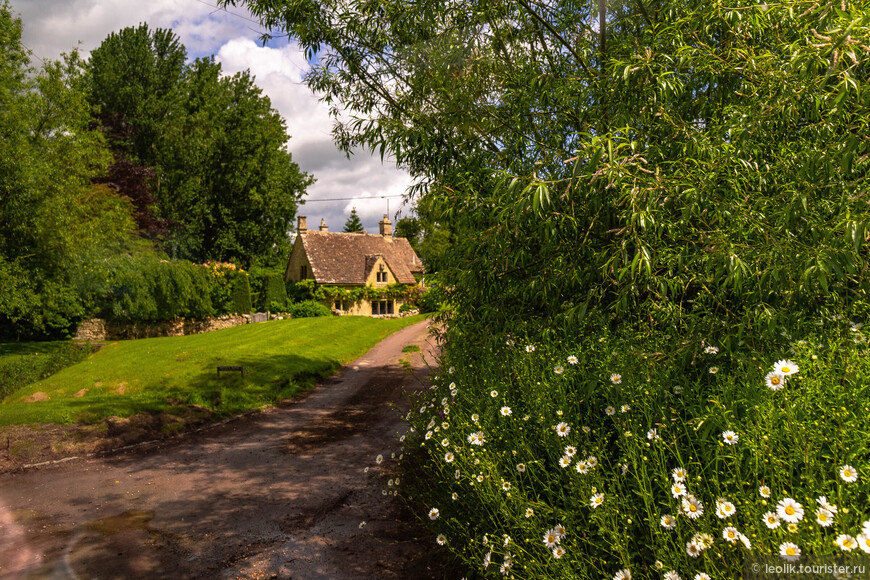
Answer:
[{"xmin": 284, "ymin": 239, "xmax": 313, "ymax": 282}]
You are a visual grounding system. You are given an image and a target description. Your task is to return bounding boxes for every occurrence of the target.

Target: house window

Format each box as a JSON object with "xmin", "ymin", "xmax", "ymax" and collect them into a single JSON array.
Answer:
[
  {"xmin": 300, "ymin": 265, "xmax": 308, "ymax": 279},
  {"xmin": 334, "ymin": 300, "xmax": 341, "ymax": 311},
  {"xmin": 372, "ymin": 300, "xmax": 394, "ymax": 315},
  {"xmin": 377, "ymin": 271, "xmax": 387, "ymax": 282}
]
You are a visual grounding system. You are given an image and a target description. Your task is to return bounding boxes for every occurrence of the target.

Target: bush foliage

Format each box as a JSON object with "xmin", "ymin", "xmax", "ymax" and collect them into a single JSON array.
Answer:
[{"xmin": 288, "ymin": 300, "xmax": 332, "ymax": 318}]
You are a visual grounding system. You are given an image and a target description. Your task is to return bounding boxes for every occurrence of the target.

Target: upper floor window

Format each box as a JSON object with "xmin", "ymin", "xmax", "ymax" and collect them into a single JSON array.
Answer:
[{"xmin": 300, "ymin": 265, "xmax": 308, "ymax": 279}]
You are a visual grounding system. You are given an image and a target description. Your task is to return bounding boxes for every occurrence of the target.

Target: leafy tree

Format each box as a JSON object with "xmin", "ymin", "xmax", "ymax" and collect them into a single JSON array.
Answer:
[
  {"xmin": 0, "ymin": 2, "xmax": 134, "ymax": 338},
  {"xmin": 343, "ymin": 207, "xmax": 365, "ymax": 232},
  {"xmin": 87, "ymin": 27, "xmax": 313, "ymax": 266},
  {"xmin": 223, "ymin": 0, "xmax": 870, "ymax": 343}
]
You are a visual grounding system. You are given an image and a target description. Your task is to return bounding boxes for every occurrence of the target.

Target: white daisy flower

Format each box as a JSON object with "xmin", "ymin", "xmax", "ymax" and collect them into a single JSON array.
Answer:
[
  {"xmin": 551, "ymin": 546, "xmax": 566, "ymax": 559},
  {"xmin": 856, "ymin": 533, "xmax": 870, "ymax": 554},
  {"xmin": 763, "ymin": 511, "xmax": 781, "ymax": 529},
  {"xmin": 704, "ymin": 346, "xmax": 719, "ymax": 354},
  {"xmin": 555, "ymin": 422, "xmax": 570, "ymax": 437},
  {"xmin": 451, "ymin": 492, "xmax": 458, "ymax": 500},
  {"xmin": 436, "ymin": 534, "xmax": 446, "ymax": 545},
  {"xmin": 773, "ymin": 359, "xmax": 799, "ymax": 376},
  {"xmin": 444, "ymin": 452, "xmax": 455, "ymax": 462},
  {"xmin": 671, "ymin": 482, "xmax": 687, "ymax": 498},
  {"xmin": 425, "ymin": 431, "xmax": 433, "ymax": 440},
  {"xmin": 516, "ymin": 463, "xmax": 526, "ymax": 473},
  {"xmin": 613, "ymin": 569, "xmax": 631, "ymax": 580},
  {"xmin": 502, "ymin": 481, "xmax": 511, "ymax": 491},
  {"xmin": 559, "ymin": 456, "xmax": 572, "ymax": 468},
  {"xmin": 723, "ymin": 526, "xmax": 740, "ymax": 543},
  {"xmin": 765, "ymin": 371, "xmax": 786, "ymax": 390},
  {"xmin": 840, "ymin": 464, "xmax": 859, "ymax": 483},
  {"xmin": 610, "ymin": 373, "xmax": 622, "ymax": 384},
  {"xmin": 428, "ymin": 508, "xmax": 439, "ymax": 520},
  {"xmin": 490, "ymin": 390, "xmax": 498, "ymax": 398},
  {"xmin": 543, "ymin": 529, "xmax": 559, "ymax": 548},
  {"xmin": 359, "ymin": 521, "xmax": 366, "ymax": 529},
  {"xmin": 525, "ymin": 344, "xmax": 535, "ymax": 352},
  {"xmin": 620, "ymin": 404, "xmax": 630, "ymax": 413},
  {"xmin": 567, "ymin": 355, "xmax": 578, "ymax": 365},
  {"xmin": 836, "ymin": 535, "xmax": 857, "ymax": 551},
  {"xmin": 553, "ymin": 524, "xmax": 566, "ymax": 539},
  {"xmin": 682, "ymin": 495, "xmax": 704, "ymax": 519},
  {"xmin": 716, "ymin": 501, "xmax": 736, "ymax": 519},
  {"xmin": 441, "ymin": 438, "xmax": 449, "ymax": 447},
  {"xmin": 776, "ymin": 498, "xmax": 804, "ymax": 523},
  {"xmin": 685, "ymin": 541, "xmax": 702, "ymax": 557},
  {"xmin": 759, "ymin": 485, "xmax": 771, "ymax": 498},
  {"xmin": 673, "ymin": 385, "xmax": 683, "ymax": 394},
  {"xmin": 586, "ymin": 455, "xmax": 598, "ymax": 468},
  {"xmin": 500, "ymin": 406, "xmax": 512, "ymax": 416},
  {"xmin": 779, "ymin": 541, "xmax": 801, "ymax": 562},
  {"xmin": 582, "ymin": 425, "xmax": 591, "ymax": 433},
  {"xmin": 454, "ymin": 469, "xmax": 460, "ymax": 479},
  {"xmin": 525, "ymin": 507, "xmax": 534, "ymax": 518},
  {"xmin": 664, "ymin": 571, "xmax": 682, "ymax": 580},
  {"xmin": 605, "ymin": 406, "xmax": 616, "ymax": 416},
  {"xmin": 575, "ymin": 460, "xmax": 590, "ymax": 474},
  {"xmin": 695, "ymin": 574, "xmax": 711, "ymax": 580},
  {"xmin": 672, "ymin": 467, "xmax": 688, "ymax": 481},
  {"xmin": 817, "ymin": 496, "xmax": 838, "ymax": 514},
  {"xmin": 471, "ymin": 413, "xmax": 479, "ymax": 422},
  {"xmin": 722, "ymin": 430, "xmax": 739, "ymax": 445},
  {"xmin": 660, "ymin": 514, "xmax": 677, "ymax": 529},
  {"xmin": 740, "ymin": 534, "xmax": 752, "ymax": 549},
  {"xmin": 815, "ymin": 508, "xmax": 834, "ymax": 527},
  {"xmin": 564, "ymin": 445, "xmax": 577, "ymax": 457},
  {"xmin": 590, "ymin": 493, "xmax": 604, "ymax": 508},
  {"xmin": 376, "ymin": 454, "xmax": 384, "ymax": 464},
  {"xmin": 709, "ymin": 366, "xmax": 718, "ymax": 374},
  {"xmin": 554, "ymin": 365, "xmax": 564, "ymax": 374}
]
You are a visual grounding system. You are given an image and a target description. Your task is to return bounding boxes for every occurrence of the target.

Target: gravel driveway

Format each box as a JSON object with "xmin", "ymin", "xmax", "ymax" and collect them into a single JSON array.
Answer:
[{"xmin": 0, "ymin": 319, "xmax": 446, "ymax": 579}]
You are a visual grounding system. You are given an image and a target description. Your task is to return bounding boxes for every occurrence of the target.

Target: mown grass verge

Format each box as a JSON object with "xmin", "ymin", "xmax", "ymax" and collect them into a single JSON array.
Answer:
[{"xmin": 0, "ymin": 315, "xmax": 424, "ymax": 426}]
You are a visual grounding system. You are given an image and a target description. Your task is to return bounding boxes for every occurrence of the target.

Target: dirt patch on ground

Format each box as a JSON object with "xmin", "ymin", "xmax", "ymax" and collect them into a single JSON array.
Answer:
[
  {"xmin": 0, "ymin": 405, "xmax": 214, "ymax": 473},
  {"xmin": 24, "ymin": 391, "xmax": 48, "ymax": 403}
]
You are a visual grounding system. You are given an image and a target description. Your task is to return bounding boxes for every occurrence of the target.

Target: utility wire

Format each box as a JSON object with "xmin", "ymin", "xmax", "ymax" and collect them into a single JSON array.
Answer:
[{"xmin": 302, "ymin": 195, "xmax": 404, "ymax": 203}]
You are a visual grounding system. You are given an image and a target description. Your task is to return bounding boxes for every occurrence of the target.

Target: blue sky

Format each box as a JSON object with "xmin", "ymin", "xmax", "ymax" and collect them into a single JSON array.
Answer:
[{"xmin": 11, "ymin": 0, "xmax": 415, "ymax": 233}]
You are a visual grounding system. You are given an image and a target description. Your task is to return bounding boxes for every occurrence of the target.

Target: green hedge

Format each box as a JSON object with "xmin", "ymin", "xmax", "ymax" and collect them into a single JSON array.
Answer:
[
  {"xmin": 288, "ymin": 300, "xmax": 331, "ymax": 318},
  {"xmin": 0, "ymin": 342, "xmax": 92, "ymax": 401}
]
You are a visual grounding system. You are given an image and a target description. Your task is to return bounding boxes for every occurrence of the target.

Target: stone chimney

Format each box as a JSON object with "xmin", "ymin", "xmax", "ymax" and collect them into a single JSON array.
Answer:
[
  {"xmin": 297, "ymin": 216, "xmax": 307, "ymax": 234},
  {"xmin": 319, "ymin": 218, "xmax": 328, "ymax": 232},
  {"xmin": 379, "ymin": 215, "xmax": 392, "ymax": 238}
]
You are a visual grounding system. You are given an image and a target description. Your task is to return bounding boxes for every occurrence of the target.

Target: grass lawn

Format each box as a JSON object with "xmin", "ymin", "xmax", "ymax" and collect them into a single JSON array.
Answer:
[{"xmin": 0, "ymin": 315, "xmax": 425, "ymax": 426}]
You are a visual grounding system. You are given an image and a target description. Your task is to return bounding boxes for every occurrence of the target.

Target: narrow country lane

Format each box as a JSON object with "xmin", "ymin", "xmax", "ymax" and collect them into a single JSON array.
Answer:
[{"xmin": 0, "ymin": 319, "xmax": 445, "ymax": 580}]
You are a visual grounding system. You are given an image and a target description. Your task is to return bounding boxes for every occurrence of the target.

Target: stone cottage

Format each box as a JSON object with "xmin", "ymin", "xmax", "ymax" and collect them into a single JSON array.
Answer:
[{"xmin": 284, "ymin": 215, "xmax": 423, "ymax": 316}]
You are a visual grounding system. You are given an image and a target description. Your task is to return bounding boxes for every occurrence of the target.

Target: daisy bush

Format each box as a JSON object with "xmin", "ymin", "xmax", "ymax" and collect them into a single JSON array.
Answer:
[{"xmin": 391, "ymin": 318, "xmax": 870, "ymax": 578}]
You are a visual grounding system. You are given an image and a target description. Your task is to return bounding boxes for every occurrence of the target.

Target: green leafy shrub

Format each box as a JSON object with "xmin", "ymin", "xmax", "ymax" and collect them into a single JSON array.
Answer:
[
  {"xmin": 100, "ymin": 254, "xmax": 215, "ymax": 322},
  {"xmin": 389, "ymin": 318, "xmax": 870, "ymax": 579},
  {"xmin": 229, "ymin": 273, "xmax": 252, "ymax": 314},
  {"xmin": 288, "ymin": 300, "xmax": 331, "ymax": 318},
  {"xmin": 260, "ymin": 273, "xmax": 288, "ymax": 311},
  {"xmin": 0, "ymin": 342, "xmax": 92, "ymax": 400},
  {"xmin": 416, "ymin": 284, "xmax": 445, "ymax": 314}
]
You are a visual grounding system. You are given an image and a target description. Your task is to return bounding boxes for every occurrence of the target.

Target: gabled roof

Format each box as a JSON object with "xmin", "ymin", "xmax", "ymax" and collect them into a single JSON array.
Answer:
[{"xmin": 299, "ymin": 231, "xmax": 421, "ymax": 285}]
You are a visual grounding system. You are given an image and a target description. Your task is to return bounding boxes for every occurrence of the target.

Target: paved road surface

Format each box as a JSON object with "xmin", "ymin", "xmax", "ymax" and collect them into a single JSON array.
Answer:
[{"xmin": 0, "ymin": 319, "xmax": 444, "ymax": 579}]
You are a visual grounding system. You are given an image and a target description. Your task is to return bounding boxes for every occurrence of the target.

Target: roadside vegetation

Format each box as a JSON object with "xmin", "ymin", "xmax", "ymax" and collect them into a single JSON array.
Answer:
[
  {"xmin": 225, "ymin": 0, "xmax": 870, "ymax": 576},
  {"xmin": 0, "ymin": 315, "xmax": 423, "ymax": 426}
]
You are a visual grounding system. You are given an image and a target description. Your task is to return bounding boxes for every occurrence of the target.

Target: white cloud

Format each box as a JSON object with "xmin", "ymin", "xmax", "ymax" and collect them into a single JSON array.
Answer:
[{"xmin": 12, "ymin": 0, "xmax": 413, "ymax": 233}]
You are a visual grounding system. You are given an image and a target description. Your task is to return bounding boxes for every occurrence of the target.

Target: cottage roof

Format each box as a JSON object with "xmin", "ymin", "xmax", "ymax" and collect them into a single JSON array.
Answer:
[{"xmin": 300, "ymin": 231, "xmax": 421, "ymax": 285}]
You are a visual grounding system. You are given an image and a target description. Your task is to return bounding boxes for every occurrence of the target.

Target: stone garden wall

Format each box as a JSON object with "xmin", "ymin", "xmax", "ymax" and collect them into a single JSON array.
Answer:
[{"xmin": 74, "ymin": 314, "xmax": 255, "ymax": 341}]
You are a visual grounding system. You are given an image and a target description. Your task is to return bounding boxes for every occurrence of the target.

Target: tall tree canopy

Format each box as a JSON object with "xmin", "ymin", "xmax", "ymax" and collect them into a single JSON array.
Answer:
[
  {"xmin": 223, "ymin": 0, "xmax": 870, "ymax": 341},
  {"xmin": 88, "ymin": 25, "xmax": 313, "ymax": 266},
  {"xmin": 0, "ymin": 1, "xmax": 135, "ymax": 338}
]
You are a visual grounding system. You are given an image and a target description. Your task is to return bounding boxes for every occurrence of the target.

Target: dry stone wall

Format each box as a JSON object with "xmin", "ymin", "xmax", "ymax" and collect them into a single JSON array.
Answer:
[{"xmin": 74, "ymin": 314, "xmax": 254, "ymax": 341}]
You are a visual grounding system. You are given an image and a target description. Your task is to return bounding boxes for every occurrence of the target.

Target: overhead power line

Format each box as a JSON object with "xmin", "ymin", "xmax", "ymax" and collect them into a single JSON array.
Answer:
[{"xmin": 302, "ymin": 195, "xmax": 404, "ymax": 203}]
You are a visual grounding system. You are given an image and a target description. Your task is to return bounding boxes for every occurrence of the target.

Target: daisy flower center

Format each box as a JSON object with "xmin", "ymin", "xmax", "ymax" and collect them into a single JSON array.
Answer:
[
  {"xmin": 786, "ymin": 548, "xmax": 796, "ymax": 555},
  {"xmin": 785, "ymin": 506, "xmax": 795, "ymax": 516},
  {"xmin": 690, "ymin": 505, "xmax": 697, "ymax": 512},
  {"xmin": 771, "ymin": 376, "xmax": 780, "ymax": 384},
  {"xmin": 781, "ymin": 366, "xmax": 791, "ymax": 373}
]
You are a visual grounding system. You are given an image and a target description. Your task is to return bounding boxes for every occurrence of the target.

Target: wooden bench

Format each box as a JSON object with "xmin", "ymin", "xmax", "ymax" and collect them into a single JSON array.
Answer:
[{"xmin": 217, "ymin": 365, "xmax": 244, "ymax": 377}]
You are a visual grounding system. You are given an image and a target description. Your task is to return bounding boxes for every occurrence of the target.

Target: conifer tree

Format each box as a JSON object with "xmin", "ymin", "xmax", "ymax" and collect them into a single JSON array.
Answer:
[{"xmin": 343, "ymin": 207, "xmax": 364, "ymax": 233}]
